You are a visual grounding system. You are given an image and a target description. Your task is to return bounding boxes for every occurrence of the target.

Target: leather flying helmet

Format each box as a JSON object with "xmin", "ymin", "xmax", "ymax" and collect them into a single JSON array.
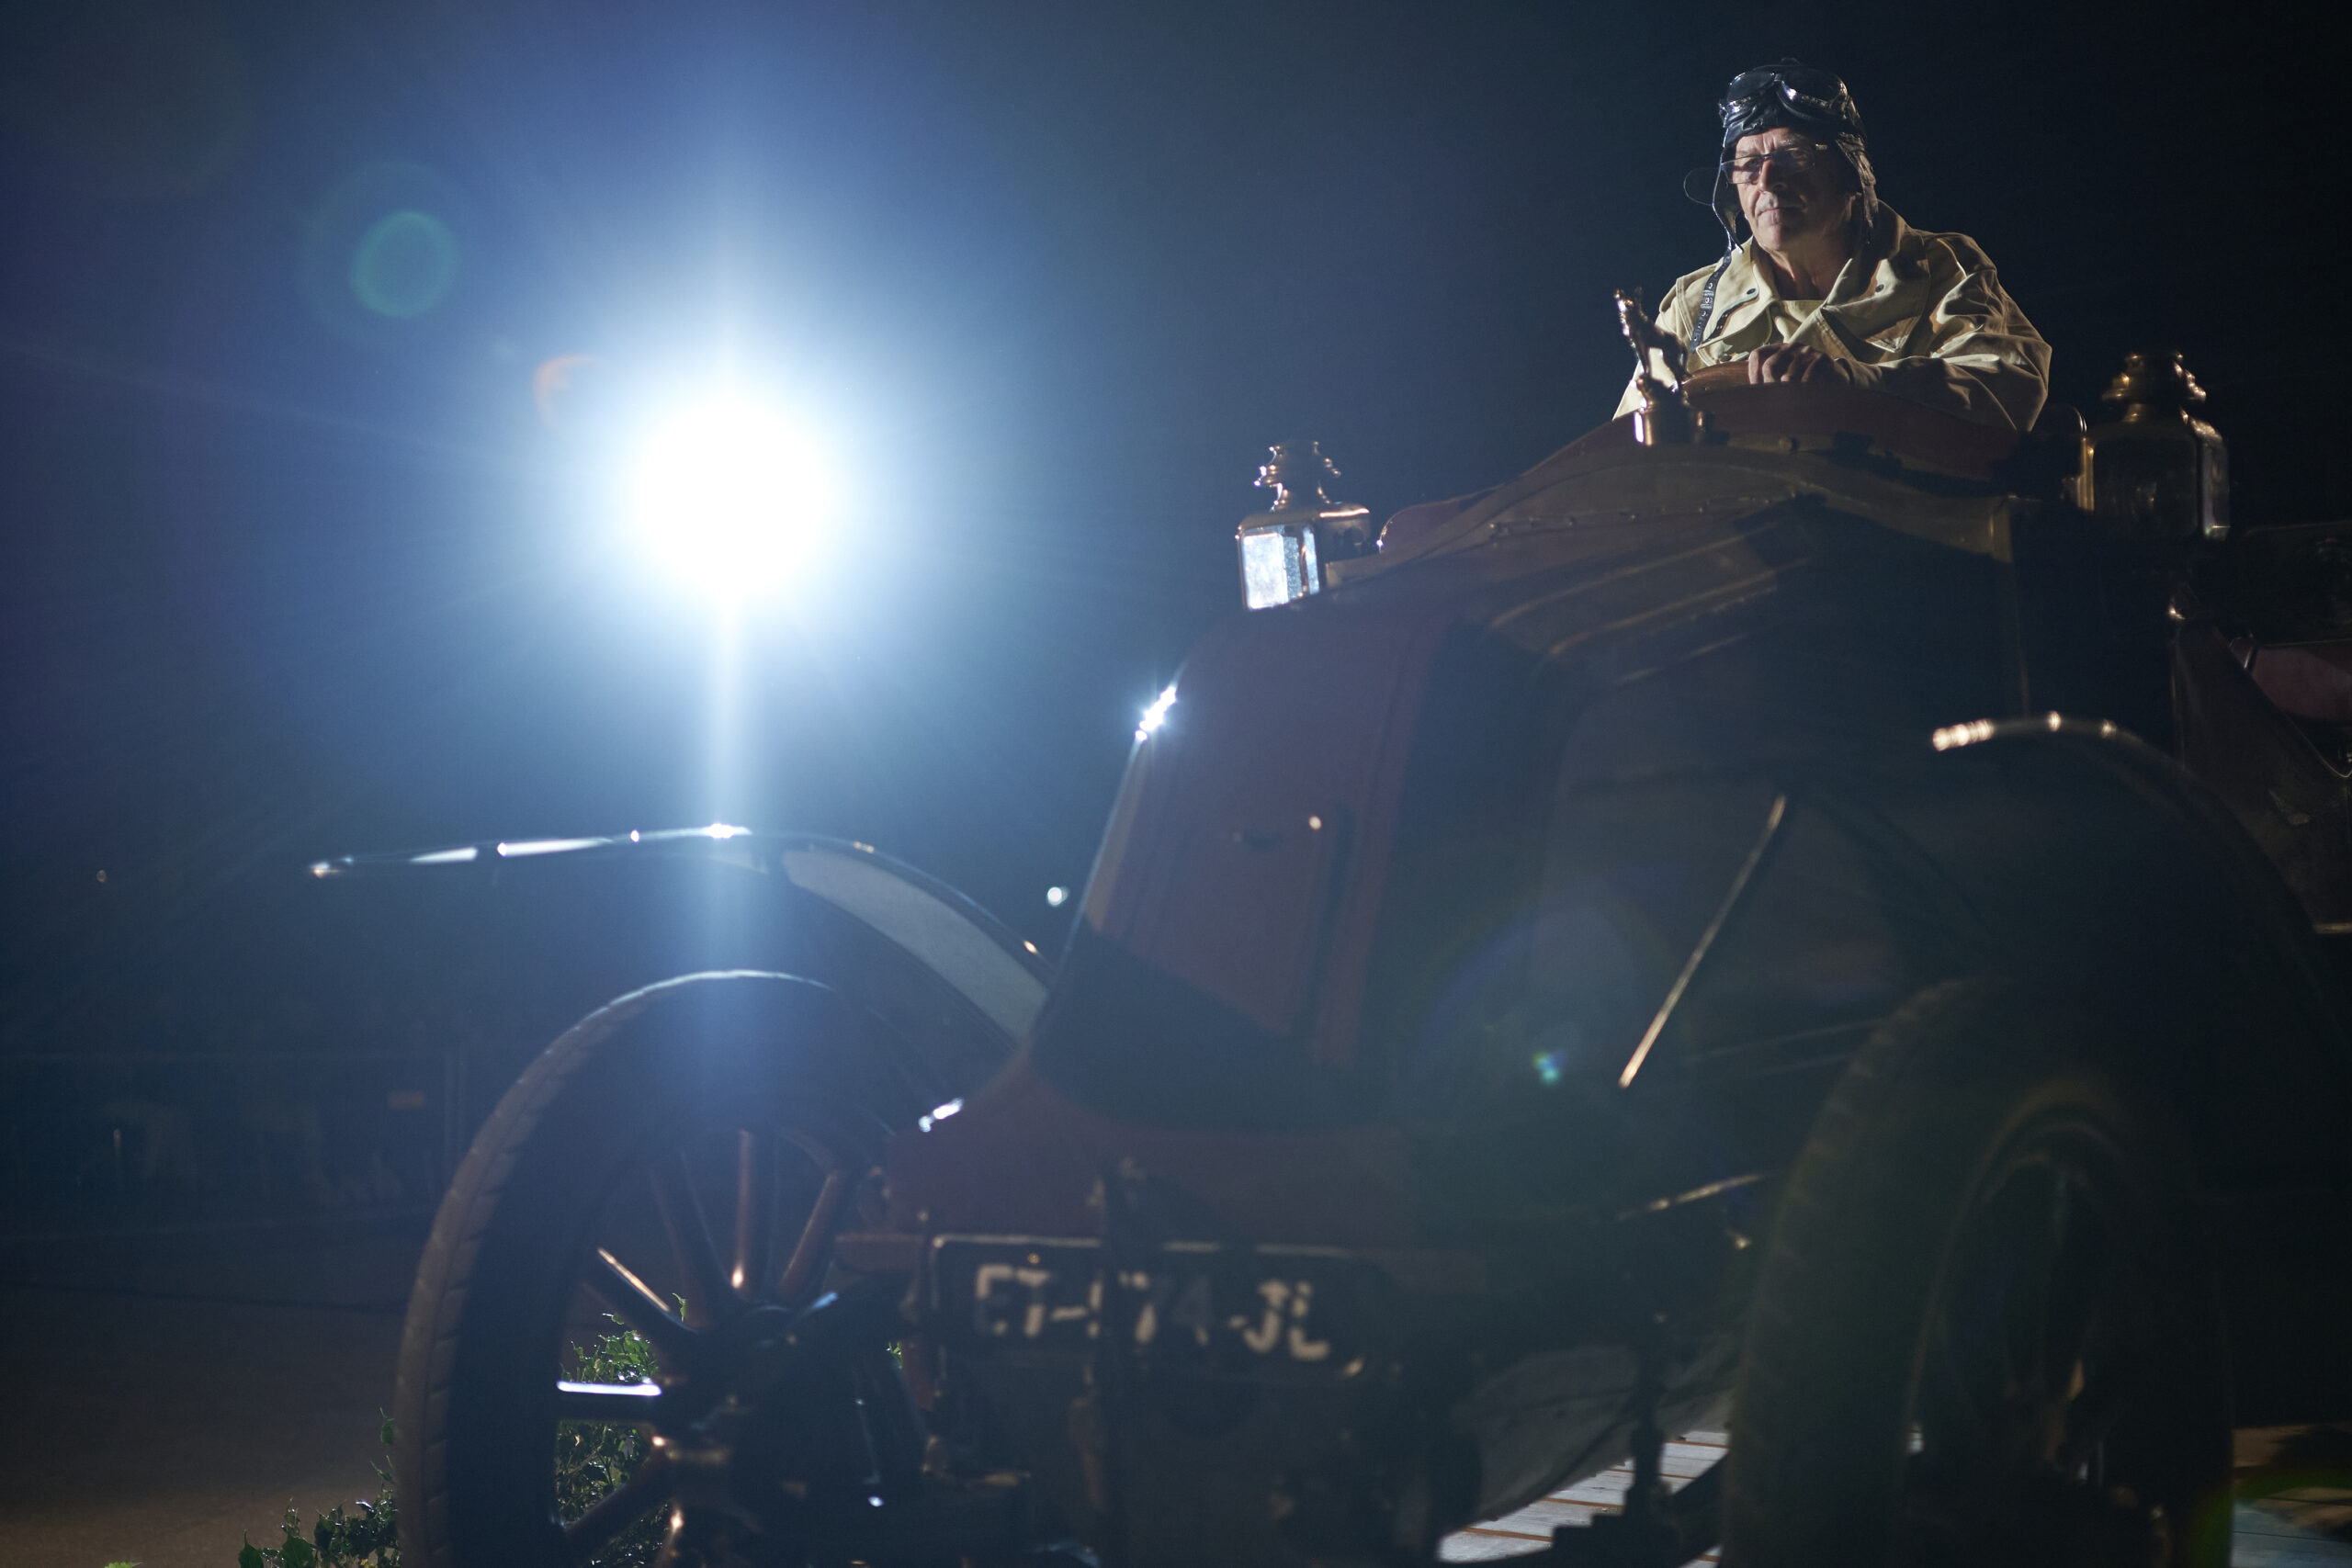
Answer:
[{"xmin": 1686, "ymin": 60, "xmax": 1878, "ymax": 243}]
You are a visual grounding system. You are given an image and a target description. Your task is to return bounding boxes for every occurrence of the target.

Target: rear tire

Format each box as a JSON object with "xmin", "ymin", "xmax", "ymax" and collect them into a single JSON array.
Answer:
[{"xmin": 1724, "ymin": 980, "xmax": 2232, "ymax": 1568}]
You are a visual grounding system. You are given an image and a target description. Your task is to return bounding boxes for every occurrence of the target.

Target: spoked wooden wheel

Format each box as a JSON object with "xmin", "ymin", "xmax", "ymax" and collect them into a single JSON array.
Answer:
[
  {"xmin": 557, "ymin": 1117, "xmax": 906, "ymax": 1567},
  {"xmin": 1895, "ymin": 1110, "xmax": 2211, "ymax": 1565},
  {"xmin": 1725, "ymin": 982, "xmax": 2232, "ymax": 1568},
  {"xmin": 395, "ymin": 974, "xmax": 924, "ymax": 1568}
]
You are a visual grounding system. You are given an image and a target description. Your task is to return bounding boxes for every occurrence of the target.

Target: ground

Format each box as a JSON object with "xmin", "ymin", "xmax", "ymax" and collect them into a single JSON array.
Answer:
[
  {"xmin": 0, "ymin": 1222, "xmax": 415, "ymax": 1568},
  {"xmin": 3, "ymin": 1222, "xmax": 2347, "ymax": 1568},
  {"xmin": 1442, "ymin": 1432, "xmax": 2352, "ymax": 1565}
]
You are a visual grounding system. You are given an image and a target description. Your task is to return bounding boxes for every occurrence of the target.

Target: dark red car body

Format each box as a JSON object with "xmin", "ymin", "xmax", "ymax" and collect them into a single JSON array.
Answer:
[{"xmin": 382, "ymin": 372, "xmax": 2352, "ymax": 1568}]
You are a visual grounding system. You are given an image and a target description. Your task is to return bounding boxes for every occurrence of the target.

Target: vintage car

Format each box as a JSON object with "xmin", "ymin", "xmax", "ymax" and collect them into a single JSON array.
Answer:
[{"xmin": 368, "ymin": 314, "xmax": 2352, "ymax": 1568}]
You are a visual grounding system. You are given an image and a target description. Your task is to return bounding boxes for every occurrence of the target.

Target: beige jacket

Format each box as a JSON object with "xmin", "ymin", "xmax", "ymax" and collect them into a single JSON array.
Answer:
[{"xmin": 1616, "ymin": 208, "xmax": 2051, "ymax": 430}]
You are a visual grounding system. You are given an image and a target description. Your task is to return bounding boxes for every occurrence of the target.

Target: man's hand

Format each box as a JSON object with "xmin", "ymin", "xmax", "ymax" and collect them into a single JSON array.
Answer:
[{"xmin": 1747, "ymin": 344, "xmax": 1854, "ymax": 385}]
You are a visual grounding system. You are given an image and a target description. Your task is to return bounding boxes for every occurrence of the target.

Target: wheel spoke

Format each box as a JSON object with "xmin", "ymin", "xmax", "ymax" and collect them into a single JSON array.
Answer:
[
  {"xmin": 555, "ymin": 1379, "xmax": 665, "ymax": 1423},
  {"xmin": 587, "ymin": 1248, "xmax": 703, "ymax": 1369},
  {"xmin": 2016, "ymin": 1169, "xmax": 2063, "ymax": 1404},
  {"xmin": 2022, "ymin": 1166, "xmax": 2079, "ymax": 1410},
  {"xmin": 2044, "ymin": 1184, "xmax": 2110, "ymax": 1374},
  {"xmin": 855, "ymin": 1347, "xmax": 928, "ymax": 1495},
  {"xmin": 2047, "ymin": 1187, "xmax": 2126, "ymax": 1468},
  {"xmin": 732, "ymin": 1130, "xmax": 776, "ymax": 1301},
  {"xmin": 652, "ymin": 1151, "xmax": 733, "ymax": 1327},
  {"xmin": 1989, "ymin": 1168, "xmax": 2060, "ymax": 1413},
  {"xmin": 1923, "ymin": 1275, "xmax": 2001, "ymax": 1452},
  {"xmin": 556, "ymin": 1453, "xmax": 672, "ymax": 1568},
  {"xmin": 651, "ymin": 1502, "xmax": 705, "ymax": 1568},
  {"xmin": 776, "ymin": 1163, "xmax": 851, "ymax": 1305}
]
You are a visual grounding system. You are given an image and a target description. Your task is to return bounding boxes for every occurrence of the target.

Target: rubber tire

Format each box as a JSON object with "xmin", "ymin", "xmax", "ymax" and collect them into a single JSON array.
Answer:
[
  {"xmin": 392, "ymin": 972, "xmax": 920, "ymax": 1568},
  {"xmin": 1722, "ymin": 979, "xmax": 2233, "ymax": 1568}
]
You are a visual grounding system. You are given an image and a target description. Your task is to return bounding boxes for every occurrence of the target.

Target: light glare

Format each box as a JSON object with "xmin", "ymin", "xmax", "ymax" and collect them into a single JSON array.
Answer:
[
  {"xmin": 495, "ymin": 837, "xmax": 603, "ymax": 858},
  {"xmin": 1136, "ymin": 683, "xmax": 1177, "ymax": 740},
  {"xmin": 635, "ymin": 400, "xmax": 832, "ymax": 598}
]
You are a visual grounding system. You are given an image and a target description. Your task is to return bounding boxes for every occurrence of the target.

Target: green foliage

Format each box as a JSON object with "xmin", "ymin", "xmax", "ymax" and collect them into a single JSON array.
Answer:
[
  {"xmin": 237, "ymin": 1417, "xmax": 399, "ymax": 1568},
  {"xmin": 551, "ymin": 1318, "xmax": 666, "ymax": 1567},
  {"xmin": 236, "ymin": 1324, "xmax": 662, "ymax": 1568}
]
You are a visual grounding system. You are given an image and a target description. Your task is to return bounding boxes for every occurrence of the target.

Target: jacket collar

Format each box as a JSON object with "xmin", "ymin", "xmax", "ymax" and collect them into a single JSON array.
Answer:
[
  {"xmin": 1836, "ymin": 207, "xmax": 1917, "ymax": 306},
  {"xmin": 1720, "ymin": 205, "xmax": 1915, "ymax": 325}
]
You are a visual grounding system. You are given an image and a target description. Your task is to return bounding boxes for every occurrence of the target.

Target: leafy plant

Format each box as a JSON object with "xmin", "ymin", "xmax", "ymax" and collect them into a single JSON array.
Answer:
[
  {"xmin": 236, "ymin": 1417, "xmax": 400, "ymax": 1568},
  {"xmin": 551, "ymin": 1318, "xmax": 665, "ymax": 1567},
  {"xmin": 236, "ymin": 1321, "xmax": 661, "ymax": 1568}
]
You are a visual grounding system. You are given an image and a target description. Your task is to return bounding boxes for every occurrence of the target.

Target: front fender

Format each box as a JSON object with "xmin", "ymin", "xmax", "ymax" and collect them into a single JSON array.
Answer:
[
  {"xmin": 311, "ymin": 829, "xmax": 1050, "ymax": 1106},
  {"xmin": 1893, "ymin": 716, "xmax": 2352, "ymax": 1149}
]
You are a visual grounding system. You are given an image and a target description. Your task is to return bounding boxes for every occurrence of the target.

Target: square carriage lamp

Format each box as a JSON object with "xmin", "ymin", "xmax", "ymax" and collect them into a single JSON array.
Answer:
[
  {"xmin": 2077, "ymin": 351, "xmax": 2231, "ymax": 545},
  {"xmin": 1237, "ymin": 441, "xmax": 1374, "ymax": 610}
]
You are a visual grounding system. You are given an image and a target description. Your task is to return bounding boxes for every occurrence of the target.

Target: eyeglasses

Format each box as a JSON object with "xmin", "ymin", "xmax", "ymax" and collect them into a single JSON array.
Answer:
[{"xmin": 1722, "ymin": 142, "xmax": 1834, "ymax": 184}]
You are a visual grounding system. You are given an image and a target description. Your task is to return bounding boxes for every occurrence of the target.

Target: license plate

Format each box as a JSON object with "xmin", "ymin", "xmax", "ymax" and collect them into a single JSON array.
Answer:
[{"xmin": 930, "ymin": 1235, "xmax": 1382, "ymax": 1375}]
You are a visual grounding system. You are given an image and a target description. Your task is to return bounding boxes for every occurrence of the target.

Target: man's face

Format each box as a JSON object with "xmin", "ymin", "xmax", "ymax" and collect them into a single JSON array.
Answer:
[{"xmin": 1732, "ymin": 126, "xmax": 1855, "ymax": 254}]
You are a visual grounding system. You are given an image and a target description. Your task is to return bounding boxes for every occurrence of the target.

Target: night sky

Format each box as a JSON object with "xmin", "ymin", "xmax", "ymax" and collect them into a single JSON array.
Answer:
[{"xmin": 2, "ymin": 1, "xmax": 2340, "ymax": 1008}]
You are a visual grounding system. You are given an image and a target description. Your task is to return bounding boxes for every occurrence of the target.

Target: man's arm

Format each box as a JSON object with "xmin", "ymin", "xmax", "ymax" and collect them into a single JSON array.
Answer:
[{"xmin": 1834, "ymin": 248, "xmax": 2052, "ymax": 430}]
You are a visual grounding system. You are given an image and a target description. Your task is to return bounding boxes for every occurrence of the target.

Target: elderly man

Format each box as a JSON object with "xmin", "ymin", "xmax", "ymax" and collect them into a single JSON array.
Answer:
[{"xmin": 1619, "ymin": 62, "xmax": 2050, "ymax": 430}]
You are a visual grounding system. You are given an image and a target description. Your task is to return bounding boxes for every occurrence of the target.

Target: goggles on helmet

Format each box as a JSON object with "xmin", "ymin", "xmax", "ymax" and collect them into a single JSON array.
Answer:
[{"xmin": 1718, "ymin": 62, "xmax": 1867, "ymax": 148}]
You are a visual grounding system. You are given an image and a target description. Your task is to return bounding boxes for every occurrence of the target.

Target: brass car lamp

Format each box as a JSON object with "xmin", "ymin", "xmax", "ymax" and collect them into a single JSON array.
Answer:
[
  {"xmin": 1236, "ymin": 442, "xmax": 1372, "ymax": 611},
  {"xmin": 2078, "ymin": 352, "xmax": 2230, "ymax": 544}
]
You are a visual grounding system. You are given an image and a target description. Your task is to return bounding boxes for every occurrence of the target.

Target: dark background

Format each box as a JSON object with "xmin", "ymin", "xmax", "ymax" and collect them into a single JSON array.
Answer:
[{"xmin": 1, "ymin": 0, "xmax": 2341, "ymax": 1122}]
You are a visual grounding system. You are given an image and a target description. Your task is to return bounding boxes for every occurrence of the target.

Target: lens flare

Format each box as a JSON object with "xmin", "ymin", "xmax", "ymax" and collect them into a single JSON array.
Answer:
[
  {"xmin": 298, "ymin": 161, "xmax": 471, "ymax": 343},
  {"xmin": 634, "ymin": 400, "xmax": 833, "ymax": 598},
  {"xmin": 533, "ymin": 354, "xmax": 615, "ymax": 433},
  {"xmin": 348, "ymin": 209, "xmax": 458, "ymax": 318}
]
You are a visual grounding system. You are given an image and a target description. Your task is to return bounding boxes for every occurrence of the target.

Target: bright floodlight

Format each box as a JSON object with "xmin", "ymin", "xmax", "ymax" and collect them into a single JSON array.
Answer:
[{"xmin": 635, "ymin": 399, "xmax": 832, "ymax": 596}]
